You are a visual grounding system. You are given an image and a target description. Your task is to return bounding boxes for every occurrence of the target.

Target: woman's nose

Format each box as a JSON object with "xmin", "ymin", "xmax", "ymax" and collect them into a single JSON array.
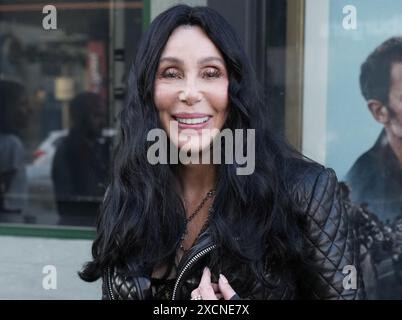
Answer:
[{"xmin": 179, "ymin": 79, "xmax": 202, "ymax": 106}]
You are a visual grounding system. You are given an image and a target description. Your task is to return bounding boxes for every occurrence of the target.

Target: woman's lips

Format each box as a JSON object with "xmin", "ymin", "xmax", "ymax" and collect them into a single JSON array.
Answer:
[{"xmin": 172, "ymin": 113, "xmax": 212, "ymax": 129}]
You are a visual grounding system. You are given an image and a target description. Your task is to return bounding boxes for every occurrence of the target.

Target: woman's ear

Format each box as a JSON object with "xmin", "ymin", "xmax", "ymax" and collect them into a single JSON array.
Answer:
[{"xmin": 367, "ymin": 99, "xmax": 390, "ymax": 124}]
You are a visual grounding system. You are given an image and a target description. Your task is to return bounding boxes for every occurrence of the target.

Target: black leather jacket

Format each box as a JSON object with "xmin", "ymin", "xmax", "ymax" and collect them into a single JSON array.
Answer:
[{"xmin": 102, "ymin": 159, "xmax": 365, "ymax": 300}]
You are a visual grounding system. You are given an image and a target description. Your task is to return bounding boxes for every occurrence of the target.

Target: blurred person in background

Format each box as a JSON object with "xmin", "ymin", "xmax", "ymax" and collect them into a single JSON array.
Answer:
[
  {"xmin": 0, "ymin": 79, "xmax": 29, "ymax": 216},
  {"xmin": 51, "ymin": 92, "xmax": 111, "ymax": 226}
]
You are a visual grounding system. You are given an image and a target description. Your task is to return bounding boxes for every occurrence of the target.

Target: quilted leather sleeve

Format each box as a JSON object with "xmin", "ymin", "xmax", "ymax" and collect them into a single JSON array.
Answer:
[
  {"xmin": 102, "ymin": 267, "xmax": 152, "ymax": 300},
  {"xmin": 291, "ymin": 164, "xmax": 365, "ymax": 299}
]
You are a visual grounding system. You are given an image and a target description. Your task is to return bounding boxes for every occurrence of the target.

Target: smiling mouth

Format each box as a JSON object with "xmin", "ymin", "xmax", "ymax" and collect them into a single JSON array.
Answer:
[{"xmin": 173, "ymin": 116, "xmax": 211, "ymax": 125}]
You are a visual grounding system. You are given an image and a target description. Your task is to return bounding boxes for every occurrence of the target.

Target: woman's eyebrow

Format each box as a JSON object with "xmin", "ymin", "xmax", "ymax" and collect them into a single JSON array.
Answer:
[
  {"xmin": 159, "ymin": 57, "xmax": 183, "ymax": 65},
  {"xmin": 197, "ymin": 57, "xmax": 225, "ymax": 65},
  {"xmin": 159, "ymin": 56, "xmax": 225, "ymax": 65}
]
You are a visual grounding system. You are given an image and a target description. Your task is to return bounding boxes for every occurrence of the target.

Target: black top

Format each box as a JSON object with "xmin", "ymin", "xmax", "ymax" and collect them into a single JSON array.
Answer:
[{"xmin": 151, "ymin": 277, "xmax": 176, "ymax": 300}]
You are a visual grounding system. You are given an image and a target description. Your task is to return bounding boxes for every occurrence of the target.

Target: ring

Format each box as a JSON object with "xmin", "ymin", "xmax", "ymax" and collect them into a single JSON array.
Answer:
[{"xmin": 191, "ymin": 295, "xmax": 202, "ymax": 300}]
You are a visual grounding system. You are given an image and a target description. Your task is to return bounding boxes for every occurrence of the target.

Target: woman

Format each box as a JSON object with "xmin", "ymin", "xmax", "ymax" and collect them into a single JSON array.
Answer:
[
  {"xmin": 80, "ymin": 5, "xmax": 365, "ymax": 300},
  {"xmin": 0, "ymin": 80, "xmax": 28, "ymax": 214}
]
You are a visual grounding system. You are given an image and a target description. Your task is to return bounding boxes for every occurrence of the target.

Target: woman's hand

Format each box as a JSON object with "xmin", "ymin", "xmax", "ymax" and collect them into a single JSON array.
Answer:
[{"xmin": 190, "ymin": 267, "xmax": 239, "ymax": 300}]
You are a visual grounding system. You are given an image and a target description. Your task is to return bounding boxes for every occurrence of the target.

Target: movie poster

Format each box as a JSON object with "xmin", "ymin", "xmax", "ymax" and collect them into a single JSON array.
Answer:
[{"xmin": 324, "ymin": 0, "xmax": 402, "ymax": 299}]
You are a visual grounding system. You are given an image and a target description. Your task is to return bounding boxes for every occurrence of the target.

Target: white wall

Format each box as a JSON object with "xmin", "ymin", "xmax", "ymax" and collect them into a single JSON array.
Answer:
[
  {"xmin": 302, "ymin": 0, "xmax": 330, "ymax": 165},
  {"xmin": 0, "ymin": 236, "xmax": 100, "ymax": 299}
]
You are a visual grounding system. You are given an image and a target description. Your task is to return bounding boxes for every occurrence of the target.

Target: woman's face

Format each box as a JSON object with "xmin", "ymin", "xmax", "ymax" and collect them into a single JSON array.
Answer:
[{"xmin": 154, "ymin": 25, "xmax": 229, "ymax": 156}]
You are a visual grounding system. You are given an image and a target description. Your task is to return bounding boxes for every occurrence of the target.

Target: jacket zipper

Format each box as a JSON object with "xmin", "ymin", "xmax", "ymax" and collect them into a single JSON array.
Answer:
[
  {"xmin": 107, "ymin": 245, "xmax": 217, "ymax": 300},
  {"xmin": 171, "ymin": 244, "xmax": 216, "ymax": 300},
  {"xmin": 107, "ymin": 266, "xmax": 115, "ymax": 300}
]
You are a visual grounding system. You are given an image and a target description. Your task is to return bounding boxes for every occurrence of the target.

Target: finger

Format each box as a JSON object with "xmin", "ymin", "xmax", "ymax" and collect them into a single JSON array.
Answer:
[
  {"xmin": 191, "ymin": 286, "xmax": 220, "ymax": 300},
  {"xmin": 218, "ymin": 274, "xmax": 238, "ymax": 300},
  {"xmin": 215, "ymin": 293, "xmax": 223, "ymax": 300},
  {"xmin": 198, "ymin": 267, "xmax": 218, "ymax": 300},
  {"xmin": 190, "ymin": 288, "xmax": 201, "ymax": 300}
]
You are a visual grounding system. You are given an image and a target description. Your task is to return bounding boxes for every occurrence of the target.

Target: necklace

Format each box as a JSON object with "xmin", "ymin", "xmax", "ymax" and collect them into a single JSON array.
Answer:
[{"xmin": 178, "ymin": 189, "xmax": 216, "ymax": 253}]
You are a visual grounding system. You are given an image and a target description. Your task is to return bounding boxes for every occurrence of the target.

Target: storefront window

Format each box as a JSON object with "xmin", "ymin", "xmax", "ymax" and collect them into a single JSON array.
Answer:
[{"xmin": 0, "ymin": 0, "xmax": 144, "ymax": 228}]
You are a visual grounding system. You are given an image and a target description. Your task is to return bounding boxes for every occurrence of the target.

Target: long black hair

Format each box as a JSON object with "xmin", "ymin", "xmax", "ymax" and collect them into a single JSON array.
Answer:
[{"xmin": 80, "ymin": 4, "xmax": 305, "ymax": 285}]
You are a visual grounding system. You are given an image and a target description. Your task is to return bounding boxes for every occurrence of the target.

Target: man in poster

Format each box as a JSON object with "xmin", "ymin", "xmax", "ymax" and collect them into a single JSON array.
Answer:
[{"xmin": 346, "ymin": 37, "xmax": 402, "ymax": 225}]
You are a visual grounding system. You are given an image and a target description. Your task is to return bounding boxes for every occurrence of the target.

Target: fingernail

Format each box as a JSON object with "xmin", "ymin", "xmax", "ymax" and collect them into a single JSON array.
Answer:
[{"xmin": 219, "ymin": 274, "xmax": 228, "ymax": 284}]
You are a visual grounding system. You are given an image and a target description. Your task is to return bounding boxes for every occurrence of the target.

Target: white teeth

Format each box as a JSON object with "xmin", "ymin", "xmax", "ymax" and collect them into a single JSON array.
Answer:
[{"xmin": 175, "ymin": 116, "xmax": 210, "ymax": 124}]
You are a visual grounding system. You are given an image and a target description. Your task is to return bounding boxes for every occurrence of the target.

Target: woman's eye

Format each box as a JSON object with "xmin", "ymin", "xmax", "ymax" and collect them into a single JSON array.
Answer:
[
  {"xmin": 202, "ymin": 68, "xmax": 221, "ymax": 79},
  {"xmin": 161, "ymin": 68, "xmax": 182, "ymax": 79}
]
